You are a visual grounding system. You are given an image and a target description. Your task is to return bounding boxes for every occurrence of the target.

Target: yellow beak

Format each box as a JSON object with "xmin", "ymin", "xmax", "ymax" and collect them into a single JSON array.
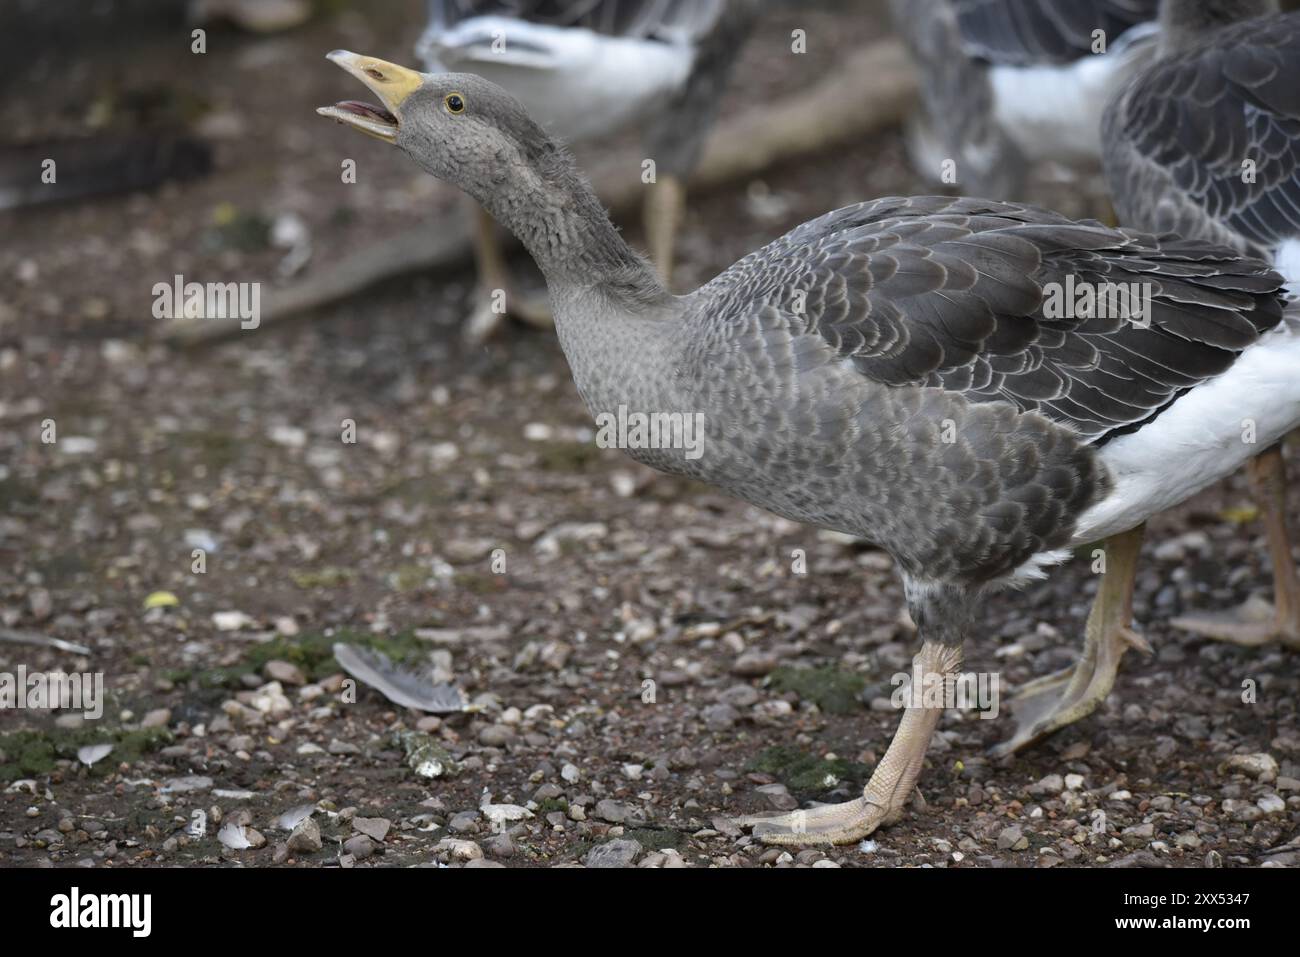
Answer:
[{"xmin": 317, "ymin": 50, "xmax": 425, "ymax": 143}]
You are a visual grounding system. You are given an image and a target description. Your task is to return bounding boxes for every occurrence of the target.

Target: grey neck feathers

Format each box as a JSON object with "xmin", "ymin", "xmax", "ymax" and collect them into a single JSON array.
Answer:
[
  {"xmin": 478, "ymin": 144, "xmax": 667, "ymax": 308},
  {"xmin": 1158, "ymin": 0, "xmax": 1278, "ymax": 53}
]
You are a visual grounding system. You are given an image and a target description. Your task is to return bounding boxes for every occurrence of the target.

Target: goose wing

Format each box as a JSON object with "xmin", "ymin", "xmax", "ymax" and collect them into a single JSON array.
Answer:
[
  {"xmin": 950, "ymin": 0, "xmax": 1159, "ymax": 65},
  {"xmin": 424, "ymin": 0, "xmax": 724, "ymax": 41},
  {"xmin": 702, "ymin": 195, "xmax": 1284, "ymax": 446},
  {"xmin": 1103, "ymin": 12, "xmax": 1300, "ymax": 257}
]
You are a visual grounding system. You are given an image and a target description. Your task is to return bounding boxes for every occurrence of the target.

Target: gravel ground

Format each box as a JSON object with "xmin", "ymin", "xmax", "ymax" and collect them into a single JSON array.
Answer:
[{"xmin": 1, "ymin": 2, "xmax": 1298, "ymax": 869}]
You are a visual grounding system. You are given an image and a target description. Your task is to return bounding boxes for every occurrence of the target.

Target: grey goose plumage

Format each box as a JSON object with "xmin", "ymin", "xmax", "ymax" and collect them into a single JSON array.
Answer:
[
  {"xmin": 891, "ymin": 0, "xmax": 1160, "ymax": 200},
  {"xmin": 320, "ymin": 56, "xmax": 1289, "ymax": 843},
  {"xmin": 1104, "ymin": 4, "xmax": 1300, "ymax": 264},
  {"xmin": 1097, "ymin": 0, "xmax": 1300, "ymax": 658}
]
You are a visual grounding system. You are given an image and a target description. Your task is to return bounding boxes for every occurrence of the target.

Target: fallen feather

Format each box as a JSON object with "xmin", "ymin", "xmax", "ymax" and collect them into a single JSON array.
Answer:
[
  {"xmin": 218, "ymin": 822, "xmax": 254, "ymax": 849},
  {"xmin": 333, "ymin": 643, "xmax": 466, "ymax": 713},
  {"xmin": 0, "ymin": 628, "xmax": 91, "ymax": 655},
  {"xmin": 77, "ymin": 744, "xmax": 114, "ymax": 766},
  {"xmin": 276, "ymin": 804, "xmax": 316, "ymax": 831}
]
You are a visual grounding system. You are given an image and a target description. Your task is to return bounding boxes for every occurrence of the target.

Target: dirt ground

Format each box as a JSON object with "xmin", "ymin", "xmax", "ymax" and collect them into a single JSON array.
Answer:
[{"xmin": 1, "ymin": 2, "xmax": 1298, "ymax": 869}]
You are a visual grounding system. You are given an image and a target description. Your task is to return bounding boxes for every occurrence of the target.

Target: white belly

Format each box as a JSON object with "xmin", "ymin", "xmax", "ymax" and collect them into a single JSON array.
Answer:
[
  {"xmin": 1074, "ymin": 314, "xmax": 1300, "ymax": 544},
  {"xmin": 420, "ymin": 16, "xmax": 694, "ymax": 142},
  {"xmin": 988, "ymin": 36, "xmax": 1145, "ymax": 166}
]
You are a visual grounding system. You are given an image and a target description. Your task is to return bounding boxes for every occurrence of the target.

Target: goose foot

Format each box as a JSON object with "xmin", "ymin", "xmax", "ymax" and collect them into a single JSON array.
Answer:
[
  {"xmin": 991, "ymin": 524, "xmax": 1149, "ymax": 757},
  {"xmin": 1171, "ymin": 594, "xmax": 1300, "ymax": 650},
  {"xmin": 735, "ymin": 640, "xmax": 961, "ymax": 846},
  {"xmin": 461, "ymin": 288, "xmax": 553, "ymax": 346},
  {"xmin": 1171, "ymin": 446, "xmax": 1300, "ymax": 651},
  {"xmin": 734, "ymin": 796, "xmax": 894, "ymax": 846}
]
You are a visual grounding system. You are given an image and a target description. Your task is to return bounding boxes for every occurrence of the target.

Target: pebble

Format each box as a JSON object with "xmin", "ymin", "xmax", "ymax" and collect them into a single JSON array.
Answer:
[
  {"xmin": 449, "ymin": 811, "xmax": 480, "ymax": 833},
  {"xmin": 287, "ymin": 818, "xmax": 322, "ymax": 854},
  {"xmin": 701, "ymin": 704, "xmax": 739, "ymax": 731},
  {"xmin": 585, "ymin": 839, "xmax": 642, "ymax": 868},
  {"xmin": 1223, "ymin": 753, "xmax": 1278, "ymax": 781},
  {"xmin": 264, "ymin": 660, "xmax": 306, "ymax": 685},
  {"xmin": 594, "ymin": 800, "xmax": 628, "ymax": 824},
  {"xmin": 732, "ymin": 652, "xmax": 777, "ymax": 677},
  {"xmin": 353, "ymin": 818, "xmax": 391, "ymax": 842},
  {"xmin": 997, "ymin": 826, "xmax": 1029, "ymax": 851},
  {"xmin": 478, "ymin": 724, "xmax": 515, "ymax": 747},
  {"xmin": 343, "ymin": 835, "xmax": 375, "ymax": 860},
  {"xmin": 434, "ymin": 838, "xmax": 483, "ymax": 862}
]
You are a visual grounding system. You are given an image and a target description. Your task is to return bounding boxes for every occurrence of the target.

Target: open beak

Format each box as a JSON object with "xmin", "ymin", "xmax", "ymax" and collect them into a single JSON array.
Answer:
[{"xmin": 317, "ymin": 50, "xmax": 425, "ymax": 144}]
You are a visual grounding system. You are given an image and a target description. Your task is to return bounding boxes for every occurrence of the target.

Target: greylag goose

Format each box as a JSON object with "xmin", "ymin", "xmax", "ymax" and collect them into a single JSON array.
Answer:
[
  {"xmin": 997, "ymin": 0, "xmax": 1300, "ymax": 756},
  {"xmin": 415, "ymin": 0, "xmax": 760, "ymax": 339},
  {"xmin": 318, "ymin": 52, "xmax": 1291, "ymax": 843},
  {"xmin": 891, "ymin": 0, "xmax": 1159, "ymax": 203}
]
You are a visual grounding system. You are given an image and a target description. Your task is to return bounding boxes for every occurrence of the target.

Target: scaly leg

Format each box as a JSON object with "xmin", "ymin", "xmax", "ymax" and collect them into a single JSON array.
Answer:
[
  {"xmin": 990, "ymin": 523, "xmax": 1152, "ymax": 757},
  {"xmin": 1171, "ymin": 444, "xmax": 1300, "ymax": 650},
  {"xmin": 734, "ymin": 640, "xmax": 961, "ymax": 845},
  {"xmin": 463, "ymin": 202, "xmax": 553, "ymax": 345},
  {"xmin": 643, "ymin": 175, "xmax": 685, "ymax": 285}
]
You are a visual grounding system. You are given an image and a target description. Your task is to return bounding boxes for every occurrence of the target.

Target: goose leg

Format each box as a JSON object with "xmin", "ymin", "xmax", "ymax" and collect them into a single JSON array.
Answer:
[
  {"xmin": 643, "ymin": 174, "xmax": 685, "ymax": 284},
  {"xmin": 991, "ymin": 523, "xmax": 1151, "ymax": 757},
  {"xmin": 463, "ymin": 202, "xmax": 553, "ymax": 345},
  {"xmin": 1171, "ymin": 444, "xmax": 1300, "ymax": 649},
  {"xmin": 734, "ymin": 640, "xmax": 961, "ymax": 845}
]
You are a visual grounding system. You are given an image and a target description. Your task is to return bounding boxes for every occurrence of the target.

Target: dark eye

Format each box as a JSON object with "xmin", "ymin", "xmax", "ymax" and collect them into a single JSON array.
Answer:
[{"xmin": 444, "ymin": 93, "xmax": 466, "ymax": 114}]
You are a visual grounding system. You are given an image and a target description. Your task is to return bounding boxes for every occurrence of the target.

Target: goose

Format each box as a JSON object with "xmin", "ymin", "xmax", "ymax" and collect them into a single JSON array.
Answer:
[
  {"xmin": 996, "ymin": 0, "xmax": 1300, "ymax": 755},
  {"xmin": 318, "ymin": 51, "xmax": 1291, "ymax": 843},
  {"xmin": 891, "ymin": 0, "xmax": 1160, "ymax": 203},
  {"xmin": 415, "ymin": 0, "xmax": 761, "ymax": 340}
]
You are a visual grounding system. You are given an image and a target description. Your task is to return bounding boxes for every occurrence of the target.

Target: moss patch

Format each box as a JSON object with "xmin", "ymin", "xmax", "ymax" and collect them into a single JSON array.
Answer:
[
  {"xmin": 745, "ymin": 746, "xmax": 871, "ymax": 797},
  {"xmin": 290, "ymin": 567, "xmax": 354, "ymax": 589},
  {"xmin": 623, "ymin": 827, "xmax": 685, "ymax": 852},
  {"xmin": 0, "ymin": 725, "xmax": 172, "ymax": 782},
  {"xmin": 768, "ymin": 666, "xmax": 865, "ymax": 714},
  {"xmin": 194, "ymin": 628, "xmax": 429, "ymax": 688}
]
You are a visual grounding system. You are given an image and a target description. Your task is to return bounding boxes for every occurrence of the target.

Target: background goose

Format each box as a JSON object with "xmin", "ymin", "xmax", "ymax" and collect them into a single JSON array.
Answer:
[
  {"xmin": 1000, "ymin": 0, "xmax": 1300, "ymax": 755},
  {"xmin": 416, "ymin": 0, "xmax": 761, "ymax": 340},
  {"xmin": 319, "ymin": 53, "xmax": 1293, "ymax": 843},
  {"xmin": 891, "ymin": 0, "xmax": 1159, "ymax": 204},
  {"xmin": 993, "ymin": 0, "xmax": 1300, "ymax": 755}
]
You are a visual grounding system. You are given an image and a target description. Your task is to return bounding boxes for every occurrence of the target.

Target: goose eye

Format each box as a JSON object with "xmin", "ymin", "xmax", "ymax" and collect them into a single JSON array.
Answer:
[{"xmin": 444, "ymin": 93, "xmax": 466, "ymax": 114}]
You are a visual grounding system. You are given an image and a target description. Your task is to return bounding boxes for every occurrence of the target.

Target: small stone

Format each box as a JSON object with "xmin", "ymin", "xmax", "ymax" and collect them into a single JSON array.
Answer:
[
  {"xmin": 343, "ymin": 835, "xmax": 375, "ymax": 859},
  {"xmin": 449, "ymin": 810, "xmax": 480, "ymax": 833},
  {"xmin": 353, "ymin": 817, "xmax": 391, "ymax": 842},
  {"xmin": 585, "ymin": 839, "xmax": 642, "ymax": 868},
  {"xmin": 264, "ymin": 660, "xmax": 306, "ymax": 685},
  {"xmin": 1064, "ymin": 774, "xmax": 1085, "ymax": 790},
  {"xmin": 434, "ymin": 838, "xmax": 482, "ymax": 862},
  {"xmin": 287, "ymin": 817, "xmax": 322, "ymax": 854},
  {"xmin": 997, "ymin": 826, "xmax": 1029, "ymax": 851},
  {"xmin": 140, "ymin": 708, "xmax": 171, "ymax": 729},
  {"xmin": 1223, "ymin": 753, "xmax": 1278, "ymax": 781},
  {"xmin": 594, "ymin": 800, "xmax": 628, "ymax": 824},
  {"xmin": 1257, "ymin": 794, "xmax": 1286, "ymax": 815},
  {"xmin": 732, "ymin": 652, "xmax": 777, "ymax": 677},
  {"xmin": 478, "ymin": 724, "xmax": 515, "ymax": 748},
  {"xmin": 701, "ymin": 703, "xmax": 739, "ymax": 731},
  {"xmin": 561, "ymin": 763, "xmax": 581, "ymax": 783},
  {"xmin": 1027, "ymin": 773, "xmax": 1064, "ymax": 797}
]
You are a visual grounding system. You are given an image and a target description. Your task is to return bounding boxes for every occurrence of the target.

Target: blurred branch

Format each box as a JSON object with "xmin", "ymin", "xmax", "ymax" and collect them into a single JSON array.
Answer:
[{"xmin": 160, "ymin": 38, "xmax": 917, "ymax": 348}]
